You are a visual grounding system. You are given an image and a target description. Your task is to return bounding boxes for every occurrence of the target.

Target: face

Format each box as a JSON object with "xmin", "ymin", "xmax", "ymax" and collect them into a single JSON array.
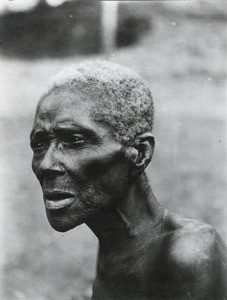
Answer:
[{"xmin": 30, "ymin": 88, "xmax": 130, "ymax": 232}]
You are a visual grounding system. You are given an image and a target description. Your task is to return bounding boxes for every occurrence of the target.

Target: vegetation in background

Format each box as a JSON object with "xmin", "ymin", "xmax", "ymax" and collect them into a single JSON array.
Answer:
[
  {"xmin": 1, "ymin": 2, "xmax": 226, "ymax": 299},
  {"xmin": 116, "ymin": 2, "xmax": 151, "ymax": 47},
  {"xmin": 0, "ymin": 0, "xmax": 102, "ymax": 58}
]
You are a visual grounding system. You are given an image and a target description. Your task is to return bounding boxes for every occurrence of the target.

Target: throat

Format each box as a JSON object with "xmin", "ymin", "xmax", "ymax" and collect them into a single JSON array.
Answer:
[{"xmin": 86, "ymin": 173, "xmax": 164, "ymax": 249}]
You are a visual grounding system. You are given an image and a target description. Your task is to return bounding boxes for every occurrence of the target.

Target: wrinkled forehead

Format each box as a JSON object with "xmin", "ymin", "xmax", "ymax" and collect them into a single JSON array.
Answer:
[
  {"xmin": 31, "ymin": 87, "xmax": 104, "ymax": 137},
  {"xmin": 35, "ymin": 87, "xmax": 95, "ymax": 122},
  {"xmin": 31, "ymin": 86, "xmax": 117, "ymax": 142},
  {"xmin": 40, "ymin": 86, "xmax": 93, "ymax": 111}
]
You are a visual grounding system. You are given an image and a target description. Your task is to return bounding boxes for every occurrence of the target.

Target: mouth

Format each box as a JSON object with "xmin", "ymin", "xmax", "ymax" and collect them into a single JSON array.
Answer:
[{"xmin": 43, "ymin": 191, "xmax": 75, "ymax": 210}]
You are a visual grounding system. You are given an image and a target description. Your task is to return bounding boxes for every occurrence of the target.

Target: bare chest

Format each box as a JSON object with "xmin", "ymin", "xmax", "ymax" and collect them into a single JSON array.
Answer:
[{"xmin": 92, "ymin": 238, "xmax": 170, "ymax": 299}]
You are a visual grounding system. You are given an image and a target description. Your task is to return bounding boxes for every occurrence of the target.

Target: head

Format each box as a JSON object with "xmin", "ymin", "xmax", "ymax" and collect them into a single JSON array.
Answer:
[{"xmin": 30, "ymin": 60, "xmax": 155, "ymax": 232}]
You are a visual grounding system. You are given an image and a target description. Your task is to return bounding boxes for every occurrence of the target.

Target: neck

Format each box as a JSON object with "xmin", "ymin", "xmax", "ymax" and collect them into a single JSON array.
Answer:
[{"xmin": 86, "ymin": 173, "xmax": 165, "ymax": 250}]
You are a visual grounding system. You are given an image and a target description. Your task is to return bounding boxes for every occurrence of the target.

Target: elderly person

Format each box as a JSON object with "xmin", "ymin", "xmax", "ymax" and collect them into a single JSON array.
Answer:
[{"xmin": 30, "ymin": 61, "xmax": 227, "ymax": 300}]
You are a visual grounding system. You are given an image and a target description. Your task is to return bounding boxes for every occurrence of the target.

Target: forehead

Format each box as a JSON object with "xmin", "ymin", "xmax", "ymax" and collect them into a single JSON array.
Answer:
[
  {"xmin": 38, "ymin": 88, "xmax": 92, "ymax": 119},
  {"xmin": 34, "ymin": 87, "xmax": 97, "ymax": 128},
  {"xmin": 32, "ymin": 87, "xmax": 114, "ymax": 140}
]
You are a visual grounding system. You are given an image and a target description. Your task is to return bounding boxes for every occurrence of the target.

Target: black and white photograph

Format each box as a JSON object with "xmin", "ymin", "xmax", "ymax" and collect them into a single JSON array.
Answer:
[{"xmin": 0, "ymin": 1, "xmax": 227, "ymax": 299}]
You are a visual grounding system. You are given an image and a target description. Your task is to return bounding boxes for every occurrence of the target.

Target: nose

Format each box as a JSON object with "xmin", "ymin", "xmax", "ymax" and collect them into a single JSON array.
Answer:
[{"xmin": 38, "ymin": 142, "xmax": 64, "ymax": 178}]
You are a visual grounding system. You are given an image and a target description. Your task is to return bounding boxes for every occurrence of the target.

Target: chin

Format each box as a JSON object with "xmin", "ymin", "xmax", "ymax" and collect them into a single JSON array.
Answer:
[
  {"xmin": 46, "ymin": 210, "xmax": 84, "ymax": 232},
  {"xmin": 50, "ymin": 222, "xmax": 76, "ymax": 232}
]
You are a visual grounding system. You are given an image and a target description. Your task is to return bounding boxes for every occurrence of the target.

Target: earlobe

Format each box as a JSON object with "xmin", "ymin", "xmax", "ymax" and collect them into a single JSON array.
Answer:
[{"xmin": 130, "ymin": 133, "xmax": 155, "ymax": 175}]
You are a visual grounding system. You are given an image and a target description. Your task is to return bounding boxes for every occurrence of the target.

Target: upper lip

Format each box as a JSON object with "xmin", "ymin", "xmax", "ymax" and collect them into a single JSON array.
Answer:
[{"xmin": 43, "ymin": 191, "xmax": 75, "ymax": 200}]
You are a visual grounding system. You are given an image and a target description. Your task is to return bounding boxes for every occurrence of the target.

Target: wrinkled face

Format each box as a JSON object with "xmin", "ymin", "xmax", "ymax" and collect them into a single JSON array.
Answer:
[{"xmin": 30, "ymin": 88, "xmax": 130, "ymax": 232}]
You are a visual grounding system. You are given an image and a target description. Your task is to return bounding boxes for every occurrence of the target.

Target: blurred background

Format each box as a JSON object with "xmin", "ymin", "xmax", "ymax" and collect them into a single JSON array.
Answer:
[{"xmin": 0, "ymin": 0, "xmax": 226, "ymax": 299}]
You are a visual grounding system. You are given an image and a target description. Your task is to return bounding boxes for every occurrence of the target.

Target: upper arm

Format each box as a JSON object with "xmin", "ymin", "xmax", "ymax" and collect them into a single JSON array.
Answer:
[{"xmin": 167, "ymin": 225, "xmax": 227, "ymax": 300}]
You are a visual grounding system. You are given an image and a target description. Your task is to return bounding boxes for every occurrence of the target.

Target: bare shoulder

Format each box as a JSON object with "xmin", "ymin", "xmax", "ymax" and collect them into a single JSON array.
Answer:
[
  {"xmin": 161, "ymin": 211, "xmax": 227, "ymax": 299},
  {"xmin": 164, "ymin": 211, "xmax": 226, "ymax": 264}
]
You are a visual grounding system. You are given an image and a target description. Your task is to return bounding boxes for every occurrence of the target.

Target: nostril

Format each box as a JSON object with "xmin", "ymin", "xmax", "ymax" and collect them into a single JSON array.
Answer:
[
  {"xmin": 39, "ymin": 144, "xmax": 64, "ymax": 175},
  {"xmin": 37, "ymin": 168, "xmax": 65, "ymax": 185},
  {"xmin": 42, "ymin": 168, "xmax": 64, "ymax": 178}
]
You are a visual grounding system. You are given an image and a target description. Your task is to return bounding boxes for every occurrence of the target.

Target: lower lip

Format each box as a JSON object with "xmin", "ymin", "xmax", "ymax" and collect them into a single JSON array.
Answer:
[{"xmin": 45, "ymin": 197, "xmax": 75, "ymax": 210}]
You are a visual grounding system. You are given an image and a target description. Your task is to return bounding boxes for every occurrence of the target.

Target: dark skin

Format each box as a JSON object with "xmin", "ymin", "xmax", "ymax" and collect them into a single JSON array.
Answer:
[{"xmin": 31, "ymin": 88, "xmax": 227, "ymax": 300}]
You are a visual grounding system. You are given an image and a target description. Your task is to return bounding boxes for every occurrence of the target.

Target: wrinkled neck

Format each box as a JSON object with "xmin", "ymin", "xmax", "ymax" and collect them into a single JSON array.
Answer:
[{"xmin": 86, "ymin": 173, "xmax": 165, "ymax": 249}]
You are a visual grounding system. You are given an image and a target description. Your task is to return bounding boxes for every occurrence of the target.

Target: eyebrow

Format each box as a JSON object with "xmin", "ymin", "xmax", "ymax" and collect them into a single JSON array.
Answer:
[
  {"xmin": 30, "ymin": 128, "xmax": 48, "ymax": 141},
  {"xmin": 30, "ymin": 123, "xmax": 100, "ymax": 141}
]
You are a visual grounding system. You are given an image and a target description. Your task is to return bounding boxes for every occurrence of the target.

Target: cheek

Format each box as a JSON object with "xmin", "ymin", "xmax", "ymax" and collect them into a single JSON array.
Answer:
[
  {"xmin": 80, "ymin": 150, "xmax": 130, "ymax": 198},
  {"xmin": 31, "ymin": 156, "xmax": 42, "ymax": 180},
  {"xmin": 32, "ymin": 152, "xmax": 49, "ymax": 183},
  {"xmin": 63, "ymin": 148, "xmax": 126, "ymax": 177},
  {"xmin": 63, "ymin": 148, "xmax": 129, "ymax": 198},
  {"xmin": 76, "ymin": 148, "xmax": 128, "ymax": 178}
]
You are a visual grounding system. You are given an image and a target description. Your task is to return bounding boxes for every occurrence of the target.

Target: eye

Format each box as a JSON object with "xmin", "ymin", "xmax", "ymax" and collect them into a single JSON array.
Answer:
[
  {"xmin": 62, "ymin": 134, "xmax": 85, "ymax": 148},
  {"xmin": 30, "ymin": 141, "xmax": 47, "ymax": 152}
]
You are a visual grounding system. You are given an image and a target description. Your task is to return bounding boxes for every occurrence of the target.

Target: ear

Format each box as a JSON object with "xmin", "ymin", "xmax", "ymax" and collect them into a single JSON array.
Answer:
[{"xmin": 126, "ymin": 133, "xmax": 155, "ymax": 176}]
